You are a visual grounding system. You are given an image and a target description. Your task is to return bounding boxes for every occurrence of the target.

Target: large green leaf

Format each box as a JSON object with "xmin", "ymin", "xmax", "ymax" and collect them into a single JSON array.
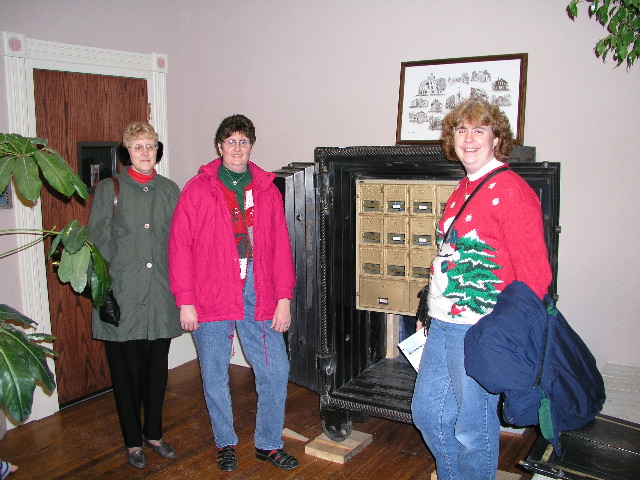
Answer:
[
  {"xmin": 0, "ymin": 304, "xmax": 37, "ymax": 328},
  {"xmin": 5, "ymin": 327, "xmax": 56, "ymax": 390},
  {"xmin": 12, "ymin": 155, "xmax": 41, "ymax": 202},
  {"xmin": 56, "ymin": 245, "xmax": 91, "ymax": 293},
  {"xmin": 37, "ymin": 145, "xmax": 87, "ymax": 200},
  {"xmin": 57, "ymin": 249, "xmax": 73, "ymax": 284},
  {"xmin": 33, "ymin": 150, "xmax": 75, "ymax": 197},
  {"xmin": 90, "ymin": 244, "xmax": 112, "ymax": 307},
  {"xmin": 0, "ymin": 323, "xmax": 56, "ymax": 422},
  {"xmin": 47, "ymin": 233, "xmax": 62, "ymax": 259},
  {"xmin": 3, "ymin": 133, "xmax": 28, "ymax": 155},
  {"xmin": 0, "ymin": 155, "xmax": 15, "ymax": 193},
  {"xmin": 67, "ymin": 245, "xmax": 92, "ymax": 293},
  {"xmin": 59, "ymin": 220, "xmax": 89, "ymax": 254}
]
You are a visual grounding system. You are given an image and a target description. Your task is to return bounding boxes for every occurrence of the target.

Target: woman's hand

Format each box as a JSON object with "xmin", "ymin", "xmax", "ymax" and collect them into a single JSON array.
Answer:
[
  {"xmin": 270, "ymin": 298, "xmax": 291, "ymax": 333},
  {"xmin": 180, "ymin": 305, "xmax": 199, "ymax": 332}
]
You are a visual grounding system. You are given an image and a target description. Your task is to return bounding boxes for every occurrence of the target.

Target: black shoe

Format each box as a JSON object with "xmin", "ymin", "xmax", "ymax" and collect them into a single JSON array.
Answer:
[
  {"xmin": 143, "ymin": 438, "xmax": 176, "ymax": 459},
  {"xmin": 217, "ymin": 445, "xmax": 238, "ymax": 472},
  {"xmin": 126, "ymin": 449, "xmax": 147, "ymax": 469},
  {"xmin": 255, "ymin": 448, "xmax": 299, "ymax": 469}
]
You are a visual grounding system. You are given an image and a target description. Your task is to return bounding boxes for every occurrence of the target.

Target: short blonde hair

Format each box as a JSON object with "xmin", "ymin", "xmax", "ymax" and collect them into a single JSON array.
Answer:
[{"xmin": 122, "ymin": 121, "xmax": 159, "ymax": 147}]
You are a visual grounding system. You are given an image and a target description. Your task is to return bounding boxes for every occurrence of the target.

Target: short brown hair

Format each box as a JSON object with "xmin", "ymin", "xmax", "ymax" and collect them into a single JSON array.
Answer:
[
  {"xmin": 441, "ymin": 97, "xmax": 513, "ymax": 162},
  {"xmin": 215, "ymin": 114, "xmax": 256, "ymax": 153}
]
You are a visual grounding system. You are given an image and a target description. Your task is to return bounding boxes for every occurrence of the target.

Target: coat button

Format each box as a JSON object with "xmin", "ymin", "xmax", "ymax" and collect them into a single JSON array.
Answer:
[
  {"xmin": 146, "ymin": 263, "xmax": 152, "ymax": 268},
  {"xmin": 144, "ymin": 224, "xmax": 150, "ymax": 229},
  {"xmin": 143, "ymin": 186, "xmax": 149, "ymax": 192}
]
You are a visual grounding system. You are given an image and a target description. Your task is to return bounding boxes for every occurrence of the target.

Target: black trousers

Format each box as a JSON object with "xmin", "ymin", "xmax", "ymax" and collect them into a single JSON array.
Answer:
[{"xmin": 104, "ymin": 338, "xmax": 171, "ymax": 448}]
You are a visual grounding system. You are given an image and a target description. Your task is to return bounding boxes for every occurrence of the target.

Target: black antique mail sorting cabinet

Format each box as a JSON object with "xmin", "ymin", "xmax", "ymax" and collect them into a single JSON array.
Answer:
[{"xmin": 275, "ymin": 145, "xmax": 560, "ymax": 441}]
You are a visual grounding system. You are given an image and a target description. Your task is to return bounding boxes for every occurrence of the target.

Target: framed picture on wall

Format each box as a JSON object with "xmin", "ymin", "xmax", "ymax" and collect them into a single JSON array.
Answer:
[
  {"xmin": 396, "ymin": 53, "xmax": 528, "ymax": 145},
  {"xmin": 77, "ymin": 141, "xmax": 118, "ymax": 193}
]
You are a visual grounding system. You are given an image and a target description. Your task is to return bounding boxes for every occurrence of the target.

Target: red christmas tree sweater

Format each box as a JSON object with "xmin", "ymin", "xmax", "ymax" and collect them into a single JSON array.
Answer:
[{"xmin": 427, "ymin": 162, "xmax": 552, "ymax": 325}]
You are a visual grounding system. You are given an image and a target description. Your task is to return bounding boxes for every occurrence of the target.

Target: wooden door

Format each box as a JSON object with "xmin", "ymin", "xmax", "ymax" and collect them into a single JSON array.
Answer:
[{"xmin": 33, "ymin": 70, "xmax": 148, "ymax": 406}]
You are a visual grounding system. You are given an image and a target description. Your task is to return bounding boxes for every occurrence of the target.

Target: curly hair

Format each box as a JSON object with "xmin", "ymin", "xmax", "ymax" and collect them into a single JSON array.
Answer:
[
  {"xmin": 441, "ymin": 97, "xmax": 513, "ymax": 162},
  {"xmin": 122, "ymin": 121, "xmax": 159, "ymax": 147},
  {"xmin": 214, "ymin": 114, "xmax": 256, "ymax": 153}
]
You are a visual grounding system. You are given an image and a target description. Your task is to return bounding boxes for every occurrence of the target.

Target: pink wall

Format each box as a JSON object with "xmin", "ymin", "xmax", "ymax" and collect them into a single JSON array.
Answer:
[{"xmin": 2, "ymin": 0, "xmax": 639, "ymax": 367}]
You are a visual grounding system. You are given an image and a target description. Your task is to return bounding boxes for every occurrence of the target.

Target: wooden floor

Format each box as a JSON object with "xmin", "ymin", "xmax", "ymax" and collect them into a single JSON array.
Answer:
[{"xmin": 0, "ymin": 360, "xmax": 539, "ymax": 479}]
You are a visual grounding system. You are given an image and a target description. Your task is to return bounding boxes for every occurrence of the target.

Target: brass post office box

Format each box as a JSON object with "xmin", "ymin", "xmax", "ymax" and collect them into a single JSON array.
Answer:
[
  {"xmin": 409, "ymin": 184, "xmax": 436, "ymax": 215},
  {"xmin": 384, "ymin": 217, "xmax": 408, "ymax": 246},
  {"xmin": 360, "ymin": 247, "xmax": 383, "ymax": 276},
  {"xmin": 359, "ymin": 278, "xmax": 408, "ymax": 312},
  {"xmin": 410, "ymin": 249, "xmax": 436, "ymax": 279},
  {"xmin": 409, "ymin": 217, "xmax": 436, "ymax": 248},
  {"xmin": 436, "ymin": 184, "xmax": 456, "ymax": 216},
  {"xmin": 385, "ymin": 249, "xmax": 409, "ymax": 278},
  {"xmin": 360, "ymin": 215, "xmax": 383, "ymax": 244},
  {"xmin": 383, "ymin": 184, "xmax": 409, "ymax": 214},
  {"xmin": 359, "ymin": 183, "xmax": 383, "ymax": 214}
]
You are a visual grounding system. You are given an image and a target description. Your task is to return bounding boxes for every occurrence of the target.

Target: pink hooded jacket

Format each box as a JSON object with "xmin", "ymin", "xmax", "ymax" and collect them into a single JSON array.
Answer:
[{"xmin": 168, "ymin": 159, "xmax": 295, "ymax": 322}]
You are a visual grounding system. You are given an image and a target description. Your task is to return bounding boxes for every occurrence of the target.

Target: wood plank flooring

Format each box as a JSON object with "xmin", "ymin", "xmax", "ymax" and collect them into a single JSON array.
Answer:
[{"xmin": 0, "ymin": 360, "xmax": 538, "ymax": 479}]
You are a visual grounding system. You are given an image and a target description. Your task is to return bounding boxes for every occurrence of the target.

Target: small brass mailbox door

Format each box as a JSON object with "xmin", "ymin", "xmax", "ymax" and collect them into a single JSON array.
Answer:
[
  {"xmin": 360, "ymin": 215, "xmax": 383, "ymax": 244},
  {"xmin": 437, "ymin": 184, "xmax": 456, "ymax": 217},
  {"xmin": 383, "ymin": 184, "xmax": 409, "ymax": 214},
  {"xmin": 359, "ymin": 278, "xmax": 408, "ymax": 312},
  {"xmin": 384, "ymin": 217, "xmax": 409, "ymax": 247},
  {"xmin": 360, "ymin": 183, "xmax": 383, "ymax": 214},
  {"xmin": 410, "ymin": 184, "xmax": 436, "ymax": 216},
  {"xmin": 360, "ymin": 247, "xmax": 383, "ymax": 276}
]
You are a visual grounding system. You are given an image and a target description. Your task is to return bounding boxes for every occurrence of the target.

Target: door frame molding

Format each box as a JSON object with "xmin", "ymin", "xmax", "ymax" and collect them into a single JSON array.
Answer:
[{"xmin": 2, "ymin": 31, "xmax": 169, "ymax": 422}]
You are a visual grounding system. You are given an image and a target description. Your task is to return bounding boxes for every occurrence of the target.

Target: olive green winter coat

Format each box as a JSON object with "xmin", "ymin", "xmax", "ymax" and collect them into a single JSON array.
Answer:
[{"xmin": 88, "ymin": 168, "xmax": 182, "ymax": 341}]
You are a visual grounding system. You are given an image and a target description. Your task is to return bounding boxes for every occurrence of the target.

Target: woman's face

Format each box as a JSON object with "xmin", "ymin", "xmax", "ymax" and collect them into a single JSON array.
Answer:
[
  {"xmin": 218, "ymin": 131, "xmax": 253, "ymax": 173},
  {"xmin": 453, "ymin": 121, "xmax": 499, "ymax": 174},
  {"xmin": 127, "ymin": 136, "xmax": 158, "ymax": 175}
]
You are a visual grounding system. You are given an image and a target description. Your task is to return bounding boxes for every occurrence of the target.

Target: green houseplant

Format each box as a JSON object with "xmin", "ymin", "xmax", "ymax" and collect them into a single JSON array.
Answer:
[
  {"xmin": 567, "ymin": 0, "xmax": 640, "ymax": 69},
  {"xmin": 0, "ymin": 132, "xmax": 112, "ymax": 423}
]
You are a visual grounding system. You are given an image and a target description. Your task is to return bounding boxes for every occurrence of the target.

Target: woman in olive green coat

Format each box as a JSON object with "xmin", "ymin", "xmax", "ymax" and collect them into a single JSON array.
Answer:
[{"xmin": 88, "ymin": 122, "xmax": 182, "ymax": 470}]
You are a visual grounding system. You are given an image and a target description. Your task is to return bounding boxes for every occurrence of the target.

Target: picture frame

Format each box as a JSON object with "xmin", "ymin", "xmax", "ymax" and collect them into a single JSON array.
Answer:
[
  {"xmin": 77, "ymin": 141, "xmax": 118, "ymax": 193},
  {"xmin": 396, "ymin": 53, "xmax": 528, "ymax": 145}
]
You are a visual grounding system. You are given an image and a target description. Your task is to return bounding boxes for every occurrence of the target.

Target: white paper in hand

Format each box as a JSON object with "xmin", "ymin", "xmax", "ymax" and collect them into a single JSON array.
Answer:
[{"xmin": 398, "ymin": 329, "xmax": 427, "ymax": 372}]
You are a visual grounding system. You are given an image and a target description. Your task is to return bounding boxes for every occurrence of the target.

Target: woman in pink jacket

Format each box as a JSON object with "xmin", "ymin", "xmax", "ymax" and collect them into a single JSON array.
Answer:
[{"xmin": 168, "ymin": 115, "xmax": 297, "ymax": 472}]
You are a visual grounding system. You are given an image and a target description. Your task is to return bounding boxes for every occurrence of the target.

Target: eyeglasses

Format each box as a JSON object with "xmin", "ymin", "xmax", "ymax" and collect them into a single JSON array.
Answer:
[
  {"xmin": 222, "ymin": 139, "xmax": 251, "ymax": 148},
  {"xmin": 128, "ymin": 144, "xmax": 157, "ymax": 151}
]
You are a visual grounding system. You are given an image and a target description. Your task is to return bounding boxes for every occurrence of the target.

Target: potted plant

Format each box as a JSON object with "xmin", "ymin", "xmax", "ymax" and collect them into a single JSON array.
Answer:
[
  {"xmin": 0, "ymin": 132, "xmax": 111, "ymax": 423},
  {"xmin": 567, "ymin": 0, "xmax": 640, "ymax": 69}
]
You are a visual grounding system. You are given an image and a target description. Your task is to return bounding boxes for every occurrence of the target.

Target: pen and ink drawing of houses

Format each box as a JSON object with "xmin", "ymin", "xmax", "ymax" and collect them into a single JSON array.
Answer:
[
  {"xmin": 418, "ymin": 73, "xmax": 446, "ymax": 96},
  {"xmin": 448, "ymin": 72, "xmax": 469, "ymax": 85},
  {"xmin": 429, "ymin": 99, "xmax": 442, "ymax": 113},
  {"xmin": 410, "ymin": 98, "xmax": 428, "ymax": 109},
  {"xmin": 471, "ymin": 69, "xmax": 492, "ymax": 83},
  {"xmin": 493, "ymin": 77, "xmax": 509, "ymax": 91},
  {"xmin": 399, "ymin": 56, "xmax": 524, "ymax": 142},
  {"xmin": 470, "ymin": 87, "xmax": 489, "ymax": 101}
]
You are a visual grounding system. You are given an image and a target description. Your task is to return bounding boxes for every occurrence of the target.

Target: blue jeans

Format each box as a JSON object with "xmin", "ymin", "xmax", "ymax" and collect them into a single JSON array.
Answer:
[
  {"xmin": 411, "ymin": 318, "xmax": 500, "ymax": 480},
  {"xmin": 192, "ymin": 261, "xmax": 290, "ymax": 450}
]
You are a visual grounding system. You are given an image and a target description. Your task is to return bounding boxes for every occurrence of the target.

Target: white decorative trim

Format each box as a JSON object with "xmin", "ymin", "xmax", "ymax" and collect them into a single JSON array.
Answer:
[
  {"xmin": 2, "ymin": 32, "xmax": 26, "ymax": 58},
  {"xmin": 152, "ymin": 52, "xmax": 168, "ymax": 73},
  {"xmin": 2, "ymin": 32, "xmax": 169, "ymax": 423}
]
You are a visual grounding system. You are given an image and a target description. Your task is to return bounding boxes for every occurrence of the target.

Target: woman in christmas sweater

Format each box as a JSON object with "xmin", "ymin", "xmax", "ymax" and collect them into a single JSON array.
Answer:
[
  {"xmin": 168, "ymin": 114, "xmax": 298, "ymax": 472},
  {"xmin": 411, "ymin": 98, "xmax": 552, "ymax": 480}
]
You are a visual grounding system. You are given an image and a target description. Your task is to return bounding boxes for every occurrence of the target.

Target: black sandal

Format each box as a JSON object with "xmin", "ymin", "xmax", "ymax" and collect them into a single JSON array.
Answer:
[
  {"xmin": 217, "ymin": 445, "xmax": 237, "ymax": 471},
  {"xmin": 255, "ymin": 448, "xmax": 299, "ymax": 469}
]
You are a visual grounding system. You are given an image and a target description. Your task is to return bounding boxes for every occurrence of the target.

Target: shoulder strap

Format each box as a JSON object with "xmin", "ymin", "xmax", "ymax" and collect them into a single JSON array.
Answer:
[
  {"xmin": 111, "ymin": 176, "xmax": 120, "ymax": 220},
  {"xmin": 442, "ymin": 166, "xmax": 510, "ymax": 244}
]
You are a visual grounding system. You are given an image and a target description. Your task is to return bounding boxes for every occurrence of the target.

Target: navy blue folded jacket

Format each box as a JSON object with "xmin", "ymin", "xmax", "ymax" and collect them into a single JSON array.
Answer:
[{"xmin": 464, "ymin": 281, "xmax": 605, "ymax": 453}]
